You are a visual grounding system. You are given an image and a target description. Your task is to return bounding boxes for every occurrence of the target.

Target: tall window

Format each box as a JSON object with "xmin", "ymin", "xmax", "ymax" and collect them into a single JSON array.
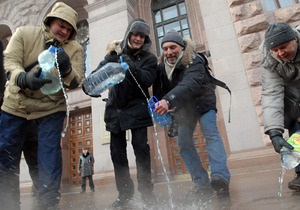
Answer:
[
  {"xmin": 152, "ymin": 0, "xmax": 190, "ymax": 55},
  {"xmin": 261, "ymin": 0, "xmax": 299, "ymax": 11}
]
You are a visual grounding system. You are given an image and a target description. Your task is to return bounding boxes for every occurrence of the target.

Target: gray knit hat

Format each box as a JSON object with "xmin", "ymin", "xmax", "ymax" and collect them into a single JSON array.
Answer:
[
  {"xmin": 161, "ymin": 30, "xmax": 185, "ymax": 48},
  {"xmin": 265, "ymin": 22, "xmax": 297, "ymax": 50}
]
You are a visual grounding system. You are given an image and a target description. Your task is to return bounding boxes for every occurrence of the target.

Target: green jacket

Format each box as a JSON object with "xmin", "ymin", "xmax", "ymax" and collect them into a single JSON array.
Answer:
[{"xmin": 2, "ymin": 2, "xmax": 83, "ymax": 120}]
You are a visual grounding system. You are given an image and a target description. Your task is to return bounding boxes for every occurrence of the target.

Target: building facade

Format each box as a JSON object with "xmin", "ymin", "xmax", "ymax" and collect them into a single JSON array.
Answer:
[{"xmin": 0, "ymin": 0, "xmax": 299, "ymax": 185}]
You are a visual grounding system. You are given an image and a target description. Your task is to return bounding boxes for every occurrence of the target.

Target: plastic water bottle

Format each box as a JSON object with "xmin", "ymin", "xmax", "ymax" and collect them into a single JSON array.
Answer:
[
  {"xmin": 39, "ymin": 45, "xmax": 61, "ymax": 94},
  {"xmin": 83, "ymin": 56, "xmax": 129, "ymax": 96},
  {"xmin": 148, "ymin": 96, "xmax": 172, "ymax": 127},
  {"xmin": 280, "ymin": 132, "xmax": 300, "ymax": 170}
]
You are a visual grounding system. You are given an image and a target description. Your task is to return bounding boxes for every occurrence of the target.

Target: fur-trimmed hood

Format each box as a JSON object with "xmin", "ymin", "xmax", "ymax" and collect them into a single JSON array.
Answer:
[
  {"xmin": 158, "ymin": 37, "xmax": 197, "ymax": 68},
  {"xmin": 104, "ymin": 19, "xmax": 152, "ymax": 55}
]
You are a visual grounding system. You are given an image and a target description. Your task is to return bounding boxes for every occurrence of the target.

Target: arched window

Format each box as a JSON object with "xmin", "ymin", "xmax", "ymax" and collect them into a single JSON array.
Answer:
[
  {"xmin": 261, "ymin": 0, "xmax": 299, "ymax": 11},
  {"xmin": 152, "ymin": 0, "xmax": 190, "ymax": 55}
]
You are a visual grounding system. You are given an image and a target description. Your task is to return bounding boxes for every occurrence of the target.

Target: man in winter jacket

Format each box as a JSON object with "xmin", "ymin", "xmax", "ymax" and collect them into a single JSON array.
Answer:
[
  {"xmin": 261, "ymin": 22, "xmax": 300, "ymax": 191},
  {"xmin": 0, "ymin": 2, "xmax": 83, "ymax": 209},
  {"xmin": 153, "ymin": 30, "xmax": 230, "ymax": 200},
  {"xmin": 91, "ymin": 19, "xmax": 157, "ymax": 208},
  {"xmin": 78, "ymin": 147, "xmax": 95, "ymax": 193}
]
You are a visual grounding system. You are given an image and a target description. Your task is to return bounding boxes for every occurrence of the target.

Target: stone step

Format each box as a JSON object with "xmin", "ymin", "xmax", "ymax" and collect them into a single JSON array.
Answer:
[{"xmin": 227, "ymin": 146, "xmax": 281, "ymax": 175}]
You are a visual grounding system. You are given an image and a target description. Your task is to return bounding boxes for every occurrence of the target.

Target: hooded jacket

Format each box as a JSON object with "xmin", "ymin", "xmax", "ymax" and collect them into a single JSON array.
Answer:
[
  {"xmin": 153, "ymin": 38, "xmax": 216, "ymax": 122},
  {"xmin": 2, "ymin": 2, "xmax": 83, "ymax": 120},
  {"xmin": 261, "ymin": 27, "xmax": 300, "ymax": 133},
  {"xmin": 101, "ymin": 19, "xmax": 157, "ymax": 133}
]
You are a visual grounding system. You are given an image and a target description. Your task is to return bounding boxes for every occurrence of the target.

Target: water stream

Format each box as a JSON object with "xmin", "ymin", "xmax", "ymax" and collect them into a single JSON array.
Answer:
[
  {"xmin": 278, "ymin": 167, "xmax": 286, "ymax": 197},
  {"xmin": 128, "ymin": 68, "xmax": 175, "ymax": 208},
  {"xmin": 54, "ymin": 50, "xmax": 70, "ymax": 137}
]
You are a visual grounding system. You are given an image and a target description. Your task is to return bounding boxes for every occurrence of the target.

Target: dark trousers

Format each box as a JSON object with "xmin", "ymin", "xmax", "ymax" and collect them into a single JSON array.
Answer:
[
  {"xmin": 22, "ymin": 120, "xmax": 39, "ymax": 196},
  {"xmin": 0, "ymin": 111, "xmax": 65, "ymax": 209},
  {"xmin": 81, "ymin": 175, "xmax": 95, "ymax": 190},
  {"xmin": 110, "ymin": 127, "xmax": 153, "ymax": 196}
]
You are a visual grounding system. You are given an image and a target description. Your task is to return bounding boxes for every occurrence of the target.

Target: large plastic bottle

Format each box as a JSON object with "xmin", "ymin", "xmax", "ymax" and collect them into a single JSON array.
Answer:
[
  {"xmin": 83, "ymin": 56, "xmax": 129, "ymax": 96},
  {"xmin": 281, "ymin": 132, "xmax": 300, "ymax": 170},
  {"xmin": 148, "ymin": 96, "xmax": 172, "ymax": 127},
  {"xmin": 39, "ymin": 45, "xmax": 62, "ymax": 94}
]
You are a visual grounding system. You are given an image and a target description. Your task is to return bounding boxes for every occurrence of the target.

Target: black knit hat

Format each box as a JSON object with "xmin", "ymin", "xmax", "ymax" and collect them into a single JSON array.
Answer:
[
  {"xmin": 265, "ymin": 22, "xmax": 297, "ymax": 50},
  {"xmin": 161, "ymin": 30, "xmax": 185, "ymax": 48}
]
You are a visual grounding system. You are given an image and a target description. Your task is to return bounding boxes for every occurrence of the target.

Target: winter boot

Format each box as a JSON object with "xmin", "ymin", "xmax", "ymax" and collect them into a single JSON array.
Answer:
[
  {"xmin": 288, "ymin": 174, "xmax": 300, "ymax": 191},
  {"xmin": 112, "ymin": 193, "xmax": 133, "ymax": 208},
  {"xmin": 211, "ymin": 175, "xmax": 229, "ymax": 196}
]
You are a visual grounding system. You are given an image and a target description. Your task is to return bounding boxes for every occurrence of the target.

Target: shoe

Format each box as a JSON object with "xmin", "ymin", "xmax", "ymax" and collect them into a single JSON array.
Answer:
[
  {"xmin": 80, "ymin": 189, "xmax": 86, "ymax": 193},
  {"xmin": 91, "ymin": 189, "xmax": 95, "ymax": 192},
  {"xmin": 185, "ymin": 186, "xmax": 214, "ymax": 203},
  {"xmin": 288, "ymin": 175, "xmax": 300, "ymax": 191},
  {"xmin": 211, "ymin": 176, "xmax": 229, "ymax": 196},
  {"xmin": 112, "ymin": 193, "xmax": 133, "ymax": 208},
  {"xmin": 141, "ymin": 192, "xmax": 157, "ymax": 209}
]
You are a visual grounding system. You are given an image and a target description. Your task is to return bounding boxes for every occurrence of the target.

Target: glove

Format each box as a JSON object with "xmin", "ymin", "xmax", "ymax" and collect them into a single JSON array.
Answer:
[
  {"xmin": 104, "ymin": 51, "xmax": 118, "ymax": 63},
  {"xmin": 56, "ymin": 50, "xmax": 72, "ymax": 78},
  {"xmin": 121, "ymin": 54, "xmax": 136, "ymax": 71},
  {"xmin": 268, "ymin": 130, "xmax": 294, "ymax": 153},
  {"xmin": 17, "ymin": 68, "xmax": 52, "ymax": 91}
]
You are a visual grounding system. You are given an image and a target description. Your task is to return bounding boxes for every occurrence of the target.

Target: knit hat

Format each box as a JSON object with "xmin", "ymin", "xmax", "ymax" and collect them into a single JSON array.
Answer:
[
  {"xmin": 161, "ymin": 30, "xmax": 185, "ymax": 48},
  {"xmin": 264, "ymin": 22, "xmax": 297, "ymax": 50}
]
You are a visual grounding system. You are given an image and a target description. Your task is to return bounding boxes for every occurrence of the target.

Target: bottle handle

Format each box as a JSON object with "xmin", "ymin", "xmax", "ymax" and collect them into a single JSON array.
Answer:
[{"xmin": 148, "ymin": 96, "xmax": 159, "ymax": 111}]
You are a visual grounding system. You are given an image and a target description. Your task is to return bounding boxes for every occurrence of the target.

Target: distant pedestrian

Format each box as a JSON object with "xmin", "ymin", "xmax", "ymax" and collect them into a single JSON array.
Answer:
[{"xmin": 78, "ymin": 147, "xmax": 95, "ymax": 193}]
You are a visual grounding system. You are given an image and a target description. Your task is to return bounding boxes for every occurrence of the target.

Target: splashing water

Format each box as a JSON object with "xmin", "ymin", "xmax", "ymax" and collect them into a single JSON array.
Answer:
[
  {"xmin": 127, "ymin": 68, "xmax": 175, "ymax": 209},
  {"xmin": 278, "ymin": 167, "xmax": 286, "ymax": 197},
  {"xmin": 53, "ymin": 50, "xmax": 70, "ymax": 138}
]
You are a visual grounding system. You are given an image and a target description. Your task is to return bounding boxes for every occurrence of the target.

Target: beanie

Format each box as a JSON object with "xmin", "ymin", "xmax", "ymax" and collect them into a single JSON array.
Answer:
[
  {"xmin": 161, "ymin": 30, "xmax": 185, "ymax": 48},
  {"xmin": 265, "ymin": 22, "xmax": 297, "ymax": 50}
]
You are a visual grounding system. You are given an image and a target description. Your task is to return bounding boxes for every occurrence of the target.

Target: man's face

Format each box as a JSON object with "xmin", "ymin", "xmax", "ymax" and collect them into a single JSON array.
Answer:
[
  {"xmin": 270, "ymin": 38, "xmax": 298, "ymax": 62},
  {"xmin": 49, "ymin": 18, "xmax": 73, "ymax": 42},
  {"xmin": 129, "ymin": 33, "xmax": 145, "ymax": 49},
  {"xmin": 162, "ymin": 42, "xmax": 184, "ymax": 64},
  {"xmin": 82, "ymin": 149, "xmax": 88, "ymax": 154}
]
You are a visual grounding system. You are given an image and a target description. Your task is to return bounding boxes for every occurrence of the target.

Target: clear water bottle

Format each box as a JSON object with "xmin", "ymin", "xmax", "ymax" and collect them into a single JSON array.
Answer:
[
  {"xmin": 148, "ymin": 96, "xmax": 172, "ymax": 127},
  {"xmin": 39, "ymin": 45, "xmax": 61, "ymax": 94},
  {"xmin": 83, "ymin": 56, "xmax": 129, "ymax": 96},
  {"xmin": 280, "ymin": 132, "xmax": 300, "ymax": 170}
]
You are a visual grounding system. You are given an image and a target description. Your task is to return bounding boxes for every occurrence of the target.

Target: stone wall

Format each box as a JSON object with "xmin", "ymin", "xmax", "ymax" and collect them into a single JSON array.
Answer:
[{"xmin": 228, "ymin": 0, "xmax": 300, "ymax": 141}]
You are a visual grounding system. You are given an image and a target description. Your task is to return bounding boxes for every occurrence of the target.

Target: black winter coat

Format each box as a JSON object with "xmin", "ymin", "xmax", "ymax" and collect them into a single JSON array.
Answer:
[
  {"xmin": 153, "ymin": 39, "xmax": 216, "ymax": 123},
  {"xmin": 0, "ymin": 41, "xmax": 5, "ymax": 107},
  {"xmin": 100, "ymin": 20, "xmax": 157, "ymax": 133}
]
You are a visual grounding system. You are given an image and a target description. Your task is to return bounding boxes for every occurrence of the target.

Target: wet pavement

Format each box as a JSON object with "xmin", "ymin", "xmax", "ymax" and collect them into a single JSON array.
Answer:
[{"xmin": 20, "ymin": 160, "xmax": 300, "ymax": 210}]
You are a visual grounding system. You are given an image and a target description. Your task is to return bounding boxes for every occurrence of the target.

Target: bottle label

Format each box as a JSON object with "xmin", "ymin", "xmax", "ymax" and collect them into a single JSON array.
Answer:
[
  {"xmin": 148, "ymin": 96, "xmax": 172, "ymax": 127},
  {"xmin": 287, "ymin": 133, "xmax": 300, "ymax": 152}
]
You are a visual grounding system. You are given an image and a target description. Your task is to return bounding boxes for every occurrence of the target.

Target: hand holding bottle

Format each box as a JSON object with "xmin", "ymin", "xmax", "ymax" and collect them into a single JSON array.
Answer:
[
  {"xmin": 56, "ymin": 50, "xmax": 72, "ymax": 78},
  {"xmin": 17, "ymin": 68, "xmax": 52, "ymax": 91}
]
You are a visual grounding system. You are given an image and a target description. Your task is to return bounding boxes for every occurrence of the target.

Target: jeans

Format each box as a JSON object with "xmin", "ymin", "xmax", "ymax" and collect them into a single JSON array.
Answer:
[
  {"xmin": 177, "ymin": 110, "xmax": 230, "ymax": 188},
  {"xmin": 110, "ymin": 127, "xmax": 153, "ymax": 196},
  {"xmin": 0, "ymin": 110, "xmax": 65, "ymax": 208}
]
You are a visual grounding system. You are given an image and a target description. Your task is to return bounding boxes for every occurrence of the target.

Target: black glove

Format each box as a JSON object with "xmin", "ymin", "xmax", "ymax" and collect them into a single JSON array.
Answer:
[
  {"xmin": 17, "ymin": 68, "xmax": 52, "ymax": 91},
  {"xmin": 56, "ymin": 50, "xmax": 72, "ymax": 78},
  {"xmin": 268, "ymin": 130, "xmax": 294, "ymax": 153},
  {"xmin": 105, "ymin": 51, "xmax": 118, "ymax": 63}
]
